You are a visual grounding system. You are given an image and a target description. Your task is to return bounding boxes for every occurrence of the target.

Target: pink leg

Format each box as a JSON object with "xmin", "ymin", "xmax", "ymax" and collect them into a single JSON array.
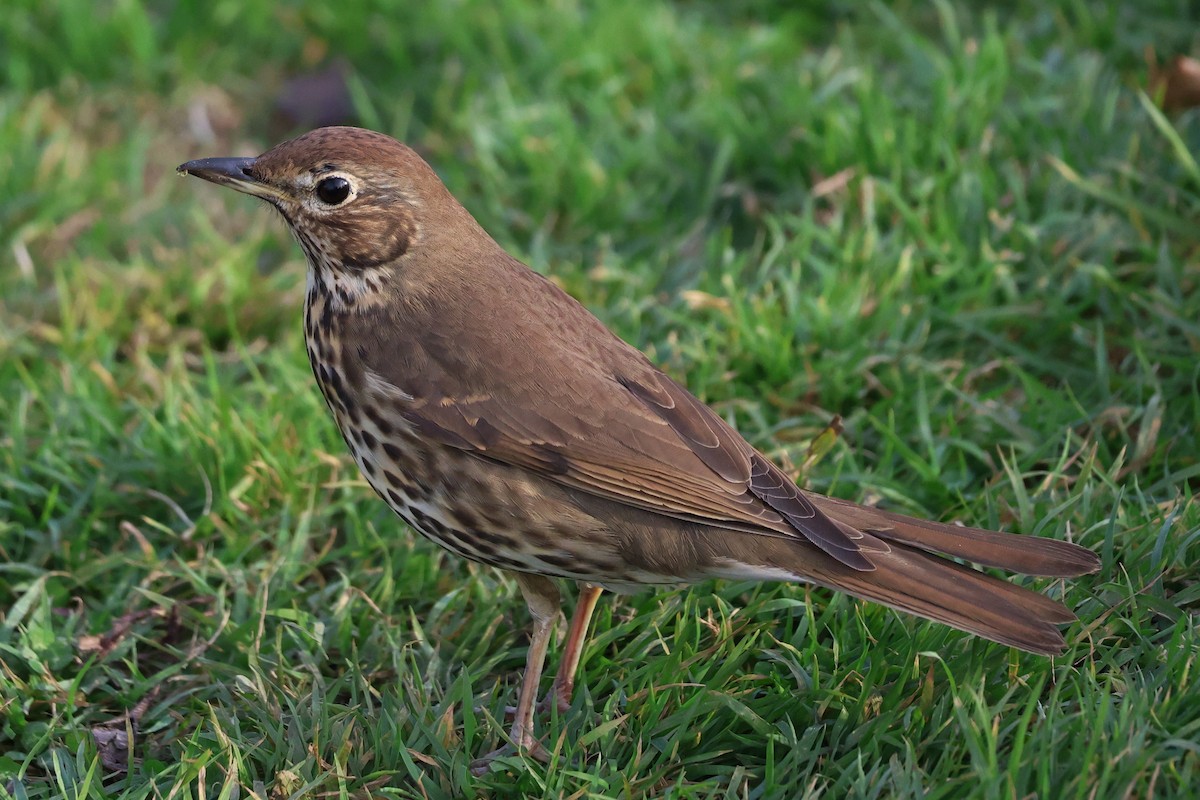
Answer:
[
  {"xmin": 544, "ymin": 583, "xmax": 603, "ymax": 713},
  {"xmin": 471, "ymin": 573, "xmax": 561, "ymax": 774}
]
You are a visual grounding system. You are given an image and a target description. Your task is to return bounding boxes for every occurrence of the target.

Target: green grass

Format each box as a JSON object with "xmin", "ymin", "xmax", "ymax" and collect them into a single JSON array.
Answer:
[{"xmin": 3, "ymin": 0, "xmax": 1199, "ymax": 797}]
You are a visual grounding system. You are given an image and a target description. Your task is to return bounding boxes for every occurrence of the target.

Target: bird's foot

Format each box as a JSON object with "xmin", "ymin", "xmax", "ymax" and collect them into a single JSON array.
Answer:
[
  {"xmin": 502, "ymin": 689, "xmax": 572, "ymax": 720},
  {"xmin": 469, "ymin": 736, "xmax": 550, "ymax": 776}
]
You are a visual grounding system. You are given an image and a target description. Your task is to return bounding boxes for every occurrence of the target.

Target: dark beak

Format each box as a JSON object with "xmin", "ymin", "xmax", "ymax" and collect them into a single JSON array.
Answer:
[{"xmin": 177, "ymin": 157, "xmax": 284, "ymax": 201}]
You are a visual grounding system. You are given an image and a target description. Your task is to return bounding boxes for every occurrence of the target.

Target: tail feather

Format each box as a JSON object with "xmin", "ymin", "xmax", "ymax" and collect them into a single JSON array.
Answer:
[
  {"xmin": 810, "ymin": 494, "xmax": 1102, "ymax": 577},
  {"xmin": 804, "ymin": 543, "xmax": 1076, "ymax": 654},
  {"xmin": 713, "ymin": 494, "xmax": 1100, "ymax": 655}
]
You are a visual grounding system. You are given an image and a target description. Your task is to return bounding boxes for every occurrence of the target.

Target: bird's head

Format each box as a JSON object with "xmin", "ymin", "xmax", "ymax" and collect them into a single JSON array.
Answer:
[{"xmin": 178, "ymin": 127, "xmax": 455, "ymax": 272}]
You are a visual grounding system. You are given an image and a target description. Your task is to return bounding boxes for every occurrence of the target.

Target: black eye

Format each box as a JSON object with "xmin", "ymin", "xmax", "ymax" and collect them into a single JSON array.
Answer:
[{"xmin": 316, "ymin": 176, "xmax": 351, "ymax": 205}]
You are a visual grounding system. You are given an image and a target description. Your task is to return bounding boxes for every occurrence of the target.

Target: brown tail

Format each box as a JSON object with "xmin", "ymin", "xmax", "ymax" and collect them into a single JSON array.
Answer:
[
  {"xmin": 810, "ymin": 494, "xmax": 1103, "ymax": 577},
  {"xmin": 721, "ymin": 495, "xmax": 1101, "ymax": 655},
  {"xmin": 813, "ymin": 495, "xmax": 1100, "ymax": 654}
]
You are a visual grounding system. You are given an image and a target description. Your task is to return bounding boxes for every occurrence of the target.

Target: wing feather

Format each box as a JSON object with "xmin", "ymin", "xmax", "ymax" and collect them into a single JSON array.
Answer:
[{"xmin": 357, "ymin": 265, "xmax": 872, "ymax": 570}]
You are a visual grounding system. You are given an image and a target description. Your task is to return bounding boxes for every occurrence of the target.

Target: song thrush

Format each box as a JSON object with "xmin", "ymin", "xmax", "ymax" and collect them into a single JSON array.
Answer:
[{"xmin": 179, "ymin": 127, "xmax": 1100, "ymax": 769}]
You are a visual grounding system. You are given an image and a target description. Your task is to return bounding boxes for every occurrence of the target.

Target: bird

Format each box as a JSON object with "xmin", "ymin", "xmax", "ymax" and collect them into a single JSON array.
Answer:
[{"xmin": 178, "ymin": 126, "xmax": 1101, "ymax": 770}]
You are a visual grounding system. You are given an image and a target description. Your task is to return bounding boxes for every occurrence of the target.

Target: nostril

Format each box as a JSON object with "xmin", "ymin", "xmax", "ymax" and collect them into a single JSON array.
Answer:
[{"xmin": 241, "ymin": 166, "xmax": 254, "ymax": 178}]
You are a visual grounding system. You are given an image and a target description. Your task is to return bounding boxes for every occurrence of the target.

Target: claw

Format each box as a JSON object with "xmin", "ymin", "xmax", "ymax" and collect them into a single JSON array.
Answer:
[{"xmin": 469, "ymin": 737, "xmax": 550, "ymax": 775}]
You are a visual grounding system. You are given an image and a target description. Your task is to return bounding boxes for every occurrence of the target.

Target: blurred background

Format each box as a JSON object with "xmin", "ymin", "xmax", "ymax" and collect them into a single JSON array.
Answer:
[{"xmin": 2, "ymin": 1, "xmax": 1198, "ymax": 798}]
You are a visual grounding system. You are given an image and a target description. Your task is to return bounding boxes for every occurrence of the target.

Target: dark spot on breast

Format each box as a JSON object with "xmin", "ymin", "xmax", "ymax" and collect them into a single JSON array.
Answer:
[
  {"xmin": 486, "ymin": 553, "xmax": 527, "ymax": 570},
  {"xmin": 409, "ymin": 507, "xmax": 456, "ymax": 541},
  {"xmin": 472, "ymin": 529, "xmax": 514, "ymax": 548},
  {"xmin": 538, "ymin": 553, "xmax": 579, "ymax": 569},
  {"xmin": 384, "ymin": 469, "xmax": 412, "ymax": 490},
  {"xmin": 367, "ymin": 406, "xmax": 394, "ymax": 436},
  {"xmin": 452, "ymin": 506, "xmax": 482, "ymax": 532},
  {"xmin": 326, "ymin": 367, "xmax": 355, "ymax": 411},
  {"xmin": 320, "ymin": 298, "xmax": 334, "ymax": 331},
  {"xmin": 315, "ymin": 377, "xmax": 345, "ymax": 416}
]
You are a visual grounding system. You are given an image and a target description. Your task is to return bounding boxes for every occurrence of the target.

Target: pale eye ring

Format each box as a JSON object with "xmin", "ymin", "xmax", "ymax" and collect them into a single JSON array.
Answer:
[{"xmin": 316, "ymin": 176, "xmax": 351, "ymax": 205}]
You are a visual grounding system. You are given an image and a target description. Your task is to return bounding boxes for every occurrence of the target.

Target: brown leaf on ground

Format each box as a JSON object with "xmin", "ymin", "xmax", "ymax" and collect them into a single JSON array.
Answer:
[
  {"xmin": 77, "ymin": 600, "xmax": 200, "ymax": 658},
  {"xmin": 92, "ymin": 726, "xmax": 132, "ymax": 772},
  {"xmin": 90, "ymin": 677, "xmax": 165, "ymax": 773},
  {"xmin": 1148, "ymin": 49, "xmax": 1200, "ymax": 113},
  {"xmin": 78, "ymin": 607, "xmax": 166, "ymax": 658}
]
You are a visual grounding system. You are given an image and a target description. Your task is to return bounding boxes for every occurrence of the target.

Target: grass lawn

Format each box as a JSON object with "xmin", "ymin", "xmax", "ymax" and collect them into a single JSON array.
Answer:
[{"xmin": 3, "ymin": 1, "xmax": 1199, "ymax": 797}]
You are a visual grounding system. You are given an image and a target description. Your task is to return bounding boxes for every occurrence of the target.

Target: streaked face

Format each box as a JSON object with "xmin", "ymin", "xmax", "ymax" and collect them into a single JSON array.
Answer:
[{"xmin": 178, "ymin": 127, "xmax": 422, "ymax": 270}]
